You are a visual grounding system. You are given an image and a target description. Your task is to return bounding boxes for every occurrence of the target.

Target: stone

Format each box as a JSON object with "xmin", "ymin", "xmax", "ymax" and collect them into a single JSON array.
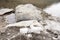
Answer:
[
  {"xmin": 4, "ymin": 13, "xmax": 16, "ymax": 24},
  {"xmin": 5, "ymin": 20, "xmax": 43, "ymax": 34},
  {"xmin": 0, "ymin": 8, "xmax": 15, "ymax": 29},
  {"xmin": 44, "ymin": 2, "xmax": 60, "ymax": 17},
  {"xmin": 5, "ymin": 20, "xmax": 41, "ymax": 28},
  {"xmin": 20, "ymin": 28, "xmax": 29, "ymax": 34},
  {"xmin": 0, "ymin": 8, "xmax": 13, "ymax": 15},
  {"xmin": 15, "ymin": 4, "xmax": 42, "ymax": 22}
]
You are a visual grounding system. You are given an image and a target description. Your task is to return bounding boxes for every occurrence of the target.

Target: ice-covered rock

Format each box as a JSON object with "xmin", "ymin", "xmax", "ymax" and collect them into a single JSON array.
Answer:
[
  {"xmin": 15, "ymin": 4, "xmax": 42, "ymax": 21},
  {"xmin": 44, "ymin": 2, "xmax": 60, "ymax": 17}
]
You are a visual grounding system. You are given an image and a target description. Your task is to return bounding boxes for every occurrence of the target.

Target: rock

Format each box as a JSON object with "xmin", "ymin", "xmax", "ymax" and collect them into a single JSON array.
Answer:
[
  {"xmin": 5, "ymin": 20, "xmax": 41, "ymax": 28},
  {"xmin": 0, "ymin": 16, "xmax": 6, "ymax": 28},
  {"xmin": 30, "ymin": 26, "xmax": 43, "ymax": 34},
  {"xmin": 0, "ymin": 8, "xmax": 15, "ymax": 30},
  {"xmin": 4, "ymin": 13, "xmax": 16, "ymax": 24},
  {"xmin": 1, "ymin": 4, "xmax": 60, "ymax": 40},
  {"xmin": 26, "ymin": 34, "xmax": 32, "ymax": 38},
  {"xmin": 0, "ymin": 16, "xmax": 6, "ymax": 31},
  {"xmin": 0, "ymin": 8, "xmax": 13, "ymax": 15},
  {"xmin": 15, "ymin": 4, "xmax": 42, "ymax": 22},
  {"xmin": 5, "ymin": 20, "xmax": 43, "ymax": 34},
  {"xmin": 0, "ymin": 26, "xmax": 20, "ymax": 40},
  {"xmin": 11, "ymin": 34, "xmax": 27, "ymax": 40},
  {"xmin": 29, "ymin": 22, "xmax": 43, "ymax": 34},
  {"xmin": 45, "ymin": 20, "xmax": 60, "ymax": 32},
  {"xmin": 20, "ymin": 28, "xmax": 29, "ymax": 34}
]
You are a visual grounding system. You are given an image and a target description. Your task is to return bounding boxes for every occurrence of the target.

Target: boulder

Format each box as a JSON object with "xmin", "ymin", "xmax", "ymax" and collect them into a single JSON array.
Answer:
[{"xmin": 15, "ymin": 4, "xmax": 42, "ymax": 22}]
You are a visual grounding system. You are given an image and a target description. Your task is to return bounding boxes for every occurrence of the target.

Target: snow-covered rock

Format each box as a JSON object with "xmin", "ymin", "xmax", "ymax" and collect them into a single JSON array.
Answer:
[
  {"xmin": 44, "ymin": 2, "xmax": 60, "ymax": 17},
  {"xmin": 0, "ymin": 8, "xmax": 13, "ymax": 15},
  {"xmin": 5, "ymin": 20, "xmax": 40, "ymax": 28},
  {"xmin": 15, "ymin": 4, "xmax": 42, "ymax": 21},
  {"xmin": 45, "ymin": 20, "xmax": 60, "ymax": 32}
]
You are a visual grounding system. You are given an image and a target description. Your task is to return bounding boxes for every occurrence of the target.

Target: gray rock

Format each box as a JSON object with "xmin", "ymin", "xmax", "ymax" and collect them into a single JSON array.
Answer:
[
  {"xmin": 15, "ymin": 4, "xmax": 42, "ymax": 22},
  {"xmin": 0, "ymin": 8, "xmax": 13, "ymax": 15},
  {"xmin": 4, "ymin": 13, "xmax": 16, "ymax": 24}
]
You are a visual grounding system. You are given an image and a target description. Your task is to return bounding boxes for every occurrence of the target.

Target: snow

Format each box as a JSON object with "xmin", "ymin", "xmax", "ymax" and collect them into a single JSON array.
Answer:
[
  {"xmin": 44, "ymin": 2, "xmax": 60, "ymax": 17},
  {"xmin": 0, "ymin": 8, "xmax": 13, "ymax": 15}
]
